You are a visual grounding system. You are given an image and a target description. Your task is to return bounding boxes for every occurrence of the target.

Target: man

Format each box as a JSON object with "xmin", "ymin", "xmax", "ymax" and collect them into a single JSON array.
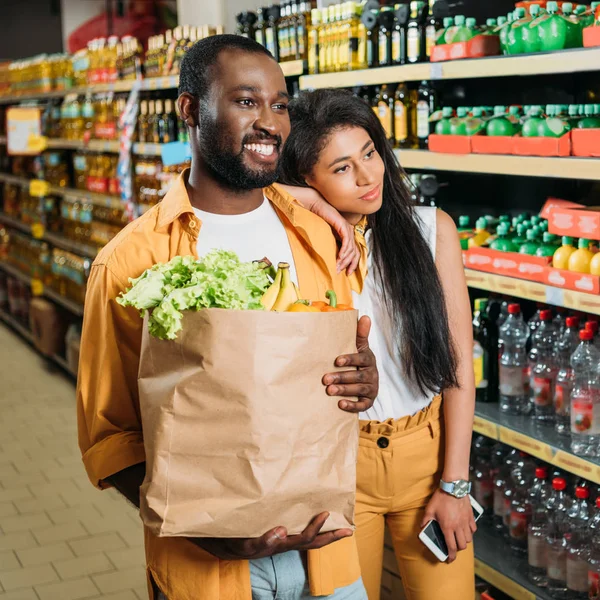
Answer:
[{"xmin": 77, "ymin": 35, "xmax": 378, "ymax": 600}]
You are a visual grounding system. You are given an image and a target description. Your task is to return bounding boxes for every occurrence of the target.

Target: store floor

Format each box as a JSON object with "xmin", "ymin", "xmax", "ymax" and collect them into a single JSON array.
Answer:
[{"xmin": 0, "ymin": 325, "xmax": 147, "ymax": 600}]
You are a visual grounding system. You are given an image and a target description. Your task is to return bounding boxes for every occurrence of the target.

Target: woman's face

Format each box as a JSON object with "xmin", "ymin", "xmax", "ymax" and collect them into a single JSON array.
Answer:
[{"xmin": 305, "ymin": 126, "xmax": 385, "ymax": 225}]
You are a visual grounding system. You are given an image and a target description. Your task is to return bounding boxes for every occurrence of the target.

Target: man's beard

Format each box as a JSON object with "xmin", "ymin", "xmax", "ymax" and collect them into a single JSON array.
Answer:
[{"xmin": 197, "ymin": 111, "xmax": 282, "ymax": 191}]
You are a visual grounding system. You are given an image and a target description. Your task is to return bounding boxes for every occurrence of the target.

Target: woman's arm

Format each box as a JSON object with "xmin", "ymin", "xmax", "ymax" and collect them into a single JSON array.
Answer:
[
  {"xmin": 421, "ymin": 210, "xmax": 476, "ymax": 563},
  {"xmin": 276, "ymin": 184, "xmax": 360, "ymax": 275}
]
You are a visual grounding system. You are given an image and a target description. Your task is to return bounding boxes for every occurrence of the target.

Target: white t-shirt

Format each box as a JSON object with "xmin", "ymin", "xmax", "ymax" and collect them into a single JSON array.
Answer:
[
  {"xmin": 193, "ymin": 197, "xmax": 297, "ymax": 284},
  {"xmin": 353, "ymin": 206, "xmax": 438, "ymax": 421}
]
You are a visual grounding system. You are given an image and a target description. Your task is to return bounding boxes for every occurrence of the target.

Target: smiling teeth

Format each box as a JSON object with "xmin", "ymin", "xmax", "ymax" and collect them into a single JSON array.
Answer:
[{"xmin": 245, "ymin": 143, "xmax": 274, "ymax": 156}]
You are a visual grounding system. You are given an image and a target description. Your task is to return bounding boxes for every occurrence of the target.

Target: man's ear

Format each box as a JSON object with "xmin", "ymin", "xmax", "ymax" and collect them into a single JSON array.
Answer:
[{"xmin": 177, "ymin": 93, "xmax": 199, "ymax": 128}]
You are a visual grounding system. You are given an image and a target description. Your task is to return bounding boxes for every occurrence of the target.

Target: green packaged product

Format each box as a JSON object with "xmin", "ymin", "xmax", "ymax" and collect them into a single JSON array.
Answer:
[
  {"xmin": 522, "ymin": 4, "xmax": 544, "ymax": 53},
  {"xmin": 578, "ymin": 105, "xmax": 600, "ymax": 128},
  {"xmin": 536, "ymin": 232, "xmax": 560, "ymax": 257},
  {"xmin": 490, "ymin": 223, "xmax": 517, "ymax": 252},
  {"xmin": 519, "ymin": 229, "xmax": 541, "ymax": 255},
  {"xmin": 537, "ymin": 1, "xmax": 581, "ymax": 51},
  {"xmin": 435, "ymin": 107, "xmax": 454, "ymax": 134},
  {"xmin": 436, "ymin": 17, "xmax": 455, "ymax": 45},
  {"xmin": 507, "ymin": 7, "xmax": 530, "ymax": 54},
  {"xmin": 450, "ymin": 107, "xmax": 469, "ymax": 135},
  {"xmin": 499, "ymin": 13, "xmax": 515, "ymax": 54},
  {"xmin": 521, "ymin": 106, "xmax": 545, "ymax": 137},
  {"xmin": 486, "ymin": 106, "xmax": 516, "ymax": 136},
  {"xmin": 452, "ymin": 15, "xmax": 476, "ymax": 42}
]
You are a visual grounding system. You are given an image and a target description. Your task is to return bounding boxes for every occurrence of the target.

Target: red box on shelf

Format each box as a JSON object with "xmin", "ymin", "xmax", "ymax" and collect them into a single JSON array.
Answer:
[
  {"xmin": 571, "ymin": 128, "xmax": 600, "ymax": 157},
  {"xmin": 430, "ymin": 34, "xmax": 500, "ymax": 62},
  {"xmin": 428, "ymin": 134, "xmax": 472, "ymax": 154},
  {"xmin": 544, "ymin": 202, "xmax": 600, "ymax": 241},
  {"xmin": 545, "ymin": 267, "xmax": 600, "ymax": 295},
  {"xmin": 512, "ymin": 132, "xmax": 571, "ymax": 157},
  {"xmin": 463, "ymin": 247, "xmax": 551, "ymax": 282},
  {"xmin": 583, "ymin": 25, "xmax": 600, "ymax": 48},
  {"xmin": 471, "ymin": 135, "xmax": 514, "ymax": 155}
]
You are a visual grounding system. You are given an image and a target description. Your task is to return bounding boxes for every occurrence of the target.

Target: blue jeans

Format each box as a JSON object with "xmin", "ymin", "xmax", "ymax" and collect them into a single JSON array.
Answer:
[{"xmin": 250, "ymin": 551, "xmax": 367, "ymax": 600}]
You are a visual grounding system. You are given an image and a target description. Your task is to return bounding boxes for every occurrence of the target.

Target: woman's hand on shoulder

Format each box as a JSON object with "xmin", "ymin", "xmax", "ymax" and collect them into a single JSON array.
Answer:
[
  {"xmin": 420, "ymin": 488, "xmax": 476, "ymax": 563},
  {"xmin": 277, "ymin": 183, "xmax": 360, "ymax": 275}
]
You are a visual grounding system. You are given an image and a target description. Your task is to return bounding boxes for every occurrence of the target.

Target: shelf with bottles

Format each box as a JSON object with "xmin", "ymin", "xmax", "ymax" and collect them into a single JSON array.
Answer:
[
  {"xmin": 466, "ymin": 269, "xmax": 600, "ymax": 316},
  {"xmin": 396, "ymin": 149, "xmax": 600, "ymax": 181},
  {"xmin": 474, "ymin": 401, "xmax": 600, "ymax": 484}
]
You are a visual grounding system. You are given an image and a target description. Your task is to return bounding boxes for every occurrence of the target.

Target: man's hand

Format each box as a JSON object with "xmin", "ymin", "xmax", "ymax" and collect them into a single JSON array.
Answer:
[
  {"xmin": 420, "ymin": 489, "xmax": 477, "ymax": 563},
  {"xmin": 190, "ymin": 512, "xmax": 352, "ymax": 560},
  {"xmin": 323, "ymin": 316, "xmax": 378, "ymax": 413}
]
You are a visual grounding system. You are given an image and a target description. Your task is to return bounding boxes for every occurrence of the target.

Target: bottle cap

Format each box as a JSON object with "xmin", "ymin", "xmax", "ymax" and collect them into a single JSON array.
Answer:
[
  {"xmin": 526, "ymin": 229, "xmax": 537, "ymax": 241},
  {"xmin": 475, "ymin": 217, "xmax": 487, "ymax": 229},
  {"xmin": 508, "ymin": 303, "xmax": 521, "ymax": 314},
  {"xmin": 552, "ymin": 477, "xmax": 567, "ymax": 491},
  {"xmin": 454, "ymin": 15, "xmax": 465, "ymax": 25},
  {"xmin": 459, "ymin": 215, "xmax": 470, "ymax": 227},
  {"xmin": 535, "ymin": 466, "xmax": 548, "ymax": 479},
  {"xmin": 566, "ymin": 316, "xmax": 580, "ymax": 328},
  {"xmin": 586, "ymin": 320, "xmax": 599, "ymax": 334},
  {"xmin": 442, "ymin": 107, "xmax": 454, "ymax": 117},
  {"xmin": 466, "ymin": 17, "xmax": 477, "ymax": 27},
  {"xmin": 580, "ymin": 329, "xmax": 594, "ymax": 341},
  {"xmin": 540, "ymin": 309, "xmax": 553, "ymax": 321},
  {"xmin": 562, "ymin": 2, "xmax": 573, "ymax": 11},
  {"xmin": 596, "ymin": 496, "xmax": 600, "ymax": 509},
  {"xmin": 579, "ymin": 238, "xmax": 590, "ymax": 249},
  {"xmin": 576, "ymin": 486, "xmax": 589, "ymax": 499},
  {"xmin": 519, "ymin": 451, "xmax": 528, "ymax": 458},
  {"xmin": 543, "ymin": 232, "xmax": 555, "ymax": 243},
  {"xmin": 562, "ymin": 236, "xmax": 574, "ymax": 245},
  {"xmin": 475, "ymin": 298, "xmax": 488, "ymax": 312}
]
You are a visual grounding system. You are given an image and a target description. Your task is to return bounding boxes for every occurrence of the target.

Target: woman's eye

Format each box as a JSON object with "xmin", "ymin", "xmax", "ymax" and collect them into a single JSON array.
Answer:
[
  {"xmin": 365, "ymin": 149, "xmax": 376, "ymax": 159},
  {"xmin": 334, "ymin": 165, "xmax": 349, "ymax": 174}
]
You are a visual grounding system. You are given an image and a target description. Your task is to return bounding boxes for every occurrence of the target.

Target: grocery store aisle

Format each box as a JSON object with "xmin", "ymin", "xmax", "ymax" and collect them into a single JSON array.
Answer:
[{"xmin": 0, "ymin": 325, "xmax": 147, "ymax": 600}]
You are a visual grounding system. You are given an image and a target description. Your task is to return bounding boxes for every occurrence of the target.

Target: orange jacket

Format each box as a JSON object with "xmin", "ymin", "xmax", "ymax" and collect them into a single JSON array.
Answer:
[{"xmin": 76, "ymin": 171, "xmax": 362, "ymax": 600}]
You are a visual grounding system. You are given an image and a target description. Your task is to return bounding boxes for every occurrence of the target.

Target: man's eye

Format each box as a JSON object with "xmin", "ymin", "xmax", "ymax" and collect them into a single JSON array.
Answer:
[
  {"xmin": 238, "ymin": 99, "xmax": 255, "ymax": 107},
  {"xmin": 273, "ymin": 103, "xmax": 289, "ymax": 111}
]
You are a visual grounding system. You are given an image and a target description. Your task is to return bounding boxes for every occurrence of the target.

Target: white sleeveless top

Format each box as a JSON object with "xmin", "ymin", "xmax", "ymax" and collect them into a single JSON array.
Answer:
[{"xmin": 353, "ymin": 206, "xmax": 438, "ymax": 421}]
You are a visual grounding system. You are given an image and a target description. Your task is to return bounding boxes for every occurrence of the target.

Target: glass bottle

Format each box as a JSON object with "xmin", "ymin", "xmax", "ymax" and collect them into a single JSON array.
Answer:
[
  {"xmin": 164, "ymin": 99, "xmax": 177, "ymax": 144},
  {"xmin": 416, "ymin": 79, "xmax": 435, "ymax": 149},
  {"xmin": 255, "ymin": 7, "xmax": 267, "ymax": 48},
  {"xmin": 337, "ymin": 2, "xmax": 350, "ymax": 72},
  {"xmin": 296, "ymin": 2, "xmax": 310, "ymax": 61},
  {"xmin": 366, "ymin": 8, "xmax": 379, "ymax": 68},
  {"xmin": 138, "ymin": 100, "xmax": 149, "ymax": 144},
  {"xmin": 407, "ymin": 1, "xmax": 426, "ymax": 64},
  {"xmin": 425, "ymin": 0, "xmax": 440, "ymax": 59},
  {"xmin": 148, "ymin": 100, "xmax": 159, "ymax": 144},
  {"xmin": 391, "ymin": 5, "xmax": 407, "ymax": 65},
  {"xmin": 588, "ymin": 497, "xmax": 600, "ymax": 600},
  {"xmin": 265, "ymin": 5, "xmax": 281, "ymax": 62},
  {"xmin": 308, "ymin": 8, "xmax": 321, "ymax": 74},
  {"xmin": 378, "ymin": 6, "xmax": 394, "ymax": 67},
  {"xmin": 376, "ymin": 85, "xmax": 394, "ymax": 142},
  {"xmin": 473, "ymin": 297, "xmax": 499, "ymax": 403},
  {"xmin": 289, "ymin": 1, "xmax": 300, "ymax": 61},
  {"xmin": 350, "ymin": 2, "xmax": 367, "ymax": 70},
  {"xmin": 394, "ymin": 82, "xmax": 411, "ymax": 148}
]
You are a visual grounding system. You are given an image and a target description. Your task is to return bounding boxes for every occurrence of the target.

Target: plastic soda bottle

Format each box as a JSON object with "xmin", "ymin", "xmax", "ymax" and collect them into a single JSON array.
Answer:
[
  {"xmin": 546, "ymin": 477, "xmax": 571, "ymax": 598},
  {"xmin": 528, "ymin": 466, "xmax": 551, "ymax": 586},
  {"xmin": 554, "ymin": 316, "xmax": 581, "ymax": 436},
  {"xmin": 532, "ymin": 309, "xmax": 559, "ymax": 421}
]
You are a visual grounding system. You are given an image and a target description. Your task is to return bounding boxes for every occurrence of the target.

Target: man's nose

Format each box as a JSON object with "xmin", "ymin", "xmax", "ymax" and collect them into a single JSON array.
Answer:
[{"xmin": 254, "ymin": 106, "xmax": 279, "ymax": 136}]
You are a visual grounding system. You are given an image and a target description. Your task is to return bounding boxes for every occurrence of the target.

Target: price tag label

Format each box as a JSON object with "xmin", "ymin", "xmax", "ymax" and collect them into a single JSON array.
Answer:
[
  {"xmin": 430, "ymin": 63, "xmax": 443, "ymax": 80},
  {"xmin": 147, "ymin": 78, "xmax": 158, "ymax": 90},
  {"xmin": 553, "ymin": 451, "xmax": 600, "ymax": 484},
  {"xmin": 474, "ymin": 559, "xmax": 536, "ymax": 600},
  {"xmin": 498, "ymin": 427, "xmax": 555, "ymax": 462},
  {"xmin": 545, "ymin": 285, "xmax": 565, "ymax": 307},
  {"xmin": 473, "ymin": 416, "xmax": 499, "ymax": 440},
  {"xmin": 29, "ymin": 180, "xmax": 50, "ymax": 198},
  {"xmin": 31, "ymin": 223, "xmax": 45, "ymax": 239},
  {"xmin": 6, "ymin": 107, "xmax": 42, "ymax": 156},
  {"xmin": 31, "ymin": 278, "xmax": 44, "ymax": 296},
  {"xmin": 27, "ymin": 134, "xmax": 48, "ymax": 154}
]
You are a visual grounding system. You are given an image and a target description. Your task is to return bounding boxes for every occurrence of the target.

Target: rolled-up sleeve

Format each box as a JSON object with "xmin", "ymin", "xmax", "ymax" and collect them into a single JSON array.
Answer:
[{"xmin": 77, "ymin": 262, "xmax": 146, "ymax": 489}]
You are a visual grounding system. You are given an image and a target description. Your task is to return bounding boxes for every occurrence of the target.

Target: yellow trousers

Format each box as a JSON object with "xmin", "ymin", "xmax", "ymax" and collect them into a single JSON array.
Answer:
[{"xmin": 356, "ymin": 396, "xmax": 475, "ymax": 600}]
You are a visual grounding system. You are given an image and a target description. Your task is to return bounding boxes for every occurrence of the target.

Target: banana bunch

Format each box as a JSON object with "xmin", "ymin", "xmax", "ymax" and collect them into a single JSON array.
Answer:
[{"xmin": 260, "ymin": 262, "xmax": 300, "ymax": 311}]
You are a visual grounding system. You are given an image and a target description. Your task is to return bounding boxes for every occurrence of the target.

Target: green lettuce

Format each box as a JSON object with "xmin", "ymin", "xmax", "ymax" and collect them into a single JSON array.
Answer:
[{"xmin": 117, "ymin": 250, "xmax": 271, "ymax": 340}]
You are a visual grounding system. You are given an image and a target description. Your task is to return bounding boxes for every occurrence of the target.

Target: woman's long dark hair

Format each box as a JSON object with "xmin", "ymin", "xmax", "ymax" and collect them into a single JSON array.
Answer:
[{"xmin": 279, "ymin": 88, "xmax": 458, "ymax": 395}]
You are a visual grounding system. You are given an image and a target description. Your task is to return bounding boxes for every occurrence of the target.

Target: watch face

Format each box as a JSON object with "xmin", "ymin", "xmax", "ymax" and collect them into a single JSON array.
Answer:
[{"xmin": 454, "ymin": 480, "xmax": 470, "ymax": 498}]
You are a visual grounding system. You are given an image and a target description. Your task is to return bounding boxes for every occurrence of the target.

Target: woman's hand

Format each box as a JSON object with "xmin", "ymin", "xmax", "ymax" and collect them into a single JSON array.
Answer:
[
  {"xmin": 277, "ymin": 184, "xmax": 360, "ymax": 275},
  {"xmin": 420, "ymin": 489, "xmax": 476, "ymax": 563}
]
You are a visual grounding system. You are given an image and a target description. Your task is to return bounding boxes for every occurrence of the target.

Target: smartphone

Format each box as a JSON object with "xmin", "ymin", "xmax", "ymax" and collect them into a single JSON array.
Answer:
[{"xmin": 418, "ymin": 494, "xmax": 484, "ymax": 562}]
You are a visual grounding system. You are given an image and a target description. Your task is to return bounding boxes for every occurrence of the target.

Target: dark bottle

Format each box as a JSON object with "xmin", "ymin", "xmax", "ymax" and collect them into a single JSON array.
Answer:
[
  {"xmin": 391, "ymin": 4, "xmax": 409, "ymax": 65},
  {"xmin": 148, "ymin": 100, "xmax": 159, "ymax": 144},
  {"xmin": 156, "ymin": 99, "xmax": 168, "ymax": 144},
  {"xmin": 473, "ymin": 297, "xmax": 499, "ymax": 403},
  {"xmin": 406, "ymin": 0, "xmax": 426, "ymax": 64},
  {"xmin": 265, "ymin": 5, "xmax": 281, "ymax": 62},
  {"xmin": 365, "ymin": 9, "xmax": 379, "ymax": 68},
  {"xmin": 425, "ymin": 0, "xmax": 440, "ymax": 59},
  {"xmin": 289, "ymin": 1, "xmax": 300, "ymax": 60},
  {"xmin": 254, "ymin": 7, "xmax": 267, "ymax": 48},
  {"xmin": 378, "ymin": 7, "xmax": 395, "ymax": 67},
  {"xmin": 416, "ymin": 79, "xmax": 435, "ymax": 149},
  {"xmin": 296, "ymin": 1, "xmax": 310, "ymax": 61},
  {"xmin": 164, "ymin": 99, "xmax": 177, "ymax": 144},
  {"xmin": 376, "ymin": 84, "xmax": 394, "ymax": 142}
]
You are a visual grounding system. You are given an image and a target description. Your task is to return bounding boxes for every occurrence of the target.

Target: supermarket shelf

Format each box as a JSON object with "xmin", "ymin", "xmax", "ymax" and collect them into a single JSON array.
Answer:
[
  {"xmin": 0, "ymin": 261, "xmax": 85, "ymax": 317},
  {"xmin": 133, "ymin": 142, "xmax": 163, "ymax": 156},
  {"xmin": 46, "ymin": 138, "xmax": 121, "ymax": 153},
  {"xmin": 474, "ymin": 521, "xmax": 552, "ymax": 600},
  {"xmin": 396, "ymin": 149, "xmax": 600, "ymax": 181},
  {"xmin": 299, "ymin": 47, "xmax": 600, "ymax": 90},
  {"xmin": 0, "ymin": 308, "xmax": 76, "ymax": 378},
  {"xmin": 465, "ymin": 269, "xmax": 600, "ymax": 316},
  {"xmin": 474, "ymin": 401, "xmax": 600, "ymax": 484},
  {"xmin": 0, "ymin": 80, "xmax": 137, "ymax": 105},
  {"xmin": 0, "ymin": 213, "xmax": 98, "ymax": 259},
  {"xmin": 0, "ymin": 173, "xmax": 124, "ymax": 210}
]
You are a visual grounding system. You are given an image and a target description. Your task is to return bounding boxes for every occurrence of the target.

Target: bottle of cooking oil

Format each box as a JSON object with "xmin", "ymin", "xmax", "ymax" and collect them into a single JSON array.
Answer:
[
  {"xmin": 377, "ymin": 84, "xmax": 394, "ymax": 141},
  {"xmin": 297, "ymin": 2, "xmax": 310, "ymax": 61},
  {"xmin": 82, "ymin": 93, "xmax": 95, "ymax": 136},
  {"xmin": 394, "ymin": 82, "xmax": 412, "ymax": 148},
  {"xmin": 278, "ymin": 3, "xmax": 291, "ymax": 61},
  {"xmin": 328, "ymin": 4, "xmax": 339, "ymax": 71},
  {"xmin": 392, "ymin": 6, "xmax": 407, "ymax": 64},
  {"xmin": 255, "ymin": 8, "xmax": 267, "ymax": 47},
  {"xmin": 138, "ymin": 100, "xmax": 149, "ymax": 143},
  {"xmin": 165, "ymin": 28, "xmax": 180, "ymax": 74},
  {"xmin": 350, "ymin": 2, "xmax": 367, "ymax": 70},
  {"xmin": 289, "ymin": 1, "xmax": 299, "ymax": 60},
  {"xmin": 308, "ymin": 8, "xmax": 320, "ymax": 73},
  {"xmin": 106, "ymin": 36, "xmax": 119, "ymax": 82},
  {"xmin": 320, "ymin": 8, "xmax": 330, "ymax": 72},
  {"xmin": 337, "ymin": 3, "xmax": 351, "ymax": 71},
  {"xmin": 265, "ymin": 6, "xmax": 280, "ymax": 61},
  {"xmin": 148, "ymin": 100, "xmax": 159, "ymax": 144},
  {"xmin": 164, "ymin": 99, "xmax": 177, "ymax": 143},
  {"xmin": 378, "ymin": 6, "xmax": 395, "ymax": 67}
]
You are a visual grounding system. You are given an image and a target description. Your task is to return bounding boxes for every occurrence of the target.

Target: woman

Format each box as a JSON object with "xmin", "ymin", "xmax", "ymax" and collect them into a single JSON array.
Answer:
[{"xmin": 277, "ymin": 89, "xmax": 476, "ymax": 600}]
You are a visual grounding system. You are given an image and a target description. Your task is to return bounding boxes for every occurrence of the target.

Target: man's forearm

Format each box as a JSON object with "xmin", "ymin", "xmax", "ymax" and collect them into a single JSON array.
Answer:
[{"xmin": 106, "ymin": 462, "xmax": 146, "ymax": 509}]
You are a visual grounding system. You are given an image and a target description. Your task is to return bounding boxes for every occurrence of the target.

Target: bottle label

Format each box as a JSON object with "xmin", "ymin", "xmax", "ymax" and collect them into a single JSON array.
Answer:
[
  {"xmin": 589, "ymin": 570, "xmax": 600, "ymax": 599},
  {"xmin": 367, "ymin": 39, "xmax": 375, "ymax": 66},
  {"xmin": 527, "ymin": 532, "xmax": 546, "ymax": 568},
  {"xmin": 474, "ymin": 479, "xmax": 493, "ymax": 510},
  {"xmin": 499, "ymin": 365, "xmax": 526, "ymax": 396},
  {"xmin": 379, "ymin": 33, "xmax": 389, "ymax": 65},
  {"xmin": 523, "ymin": 366, "xmax": 531, "ymax": 395},
  {"xmin": 555, "ymin": 383, "xmax": 570, "ymax": 416},
  {"xmin": 74, "ymin": 156, "xmax": 87, "ymax": 172},
  {"xmin": 425, "ymin": 25, "xmax": 436, "ymax": 56},
  {"xmin": 572, "ymin": 398, "xmax": 599, "ymax": 434},
  {"xmin": 297, "ymin": 25, "xmax": 305, "ymax": 55},
  {"xmin": 416, "ymin": 100, "xmax": 430, "ymax": 139},
  {"xmin": 509, "ymin": 511, "xmax": 528, "ymax": 541},
  {"xmin": 567, "ymin": 556, "xmax": 589, "ymax": 593},
  {"xmin": 407, "ymin": 28, "xmax": 420, "ymax": 61},
  {"xmin": 547, "ymin": 546, "xmax": 567, "ymax": 582},
  {"xmin": 394, "ymin": 101, "xmax": 407, "ymax": 143},
  {"xmin": 493, "ymin": 487, "xmax": 505, "ymax": 518},
  {"xmin": 533, "ymin": 377, "xmax": 553, "ymax": 407},
  {"xmin": 473, "ymin": 341, "xmax": 487, "ymax": 389},
  {"xmin": 391, "ymin": 31, "xmax": 401, "ymax": 63},
  {"xmin": 94, "ymin": 122, "xmax": 117, "ymax": 140},
  {"xmin": 378, "ymin": 103, "xmax": 393, "ymax": 139},
  {"xmin": 255, "ymin": 30, "xmax": 265, "ymax": 47},
  {"xmin": 265, "ymin": 29, "xmax": 276, "ymax": 55}
]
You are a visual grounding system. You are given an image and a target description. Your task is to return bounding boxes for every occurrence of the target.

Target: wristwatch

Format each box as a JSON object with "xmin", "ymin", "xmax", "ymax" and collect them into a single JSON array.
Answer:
[{"xmin": 439, "ymin": 479, "xmax": 471, "ymax": 499}]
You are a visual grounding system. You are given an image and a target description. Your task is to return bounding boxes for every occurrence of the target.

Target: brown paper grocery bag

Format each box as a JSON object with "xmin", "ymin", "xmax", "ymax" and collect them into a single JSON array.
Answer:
[{"xmin": 138, "ymin": 308, "xmax": 359, "ymax": 538}]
